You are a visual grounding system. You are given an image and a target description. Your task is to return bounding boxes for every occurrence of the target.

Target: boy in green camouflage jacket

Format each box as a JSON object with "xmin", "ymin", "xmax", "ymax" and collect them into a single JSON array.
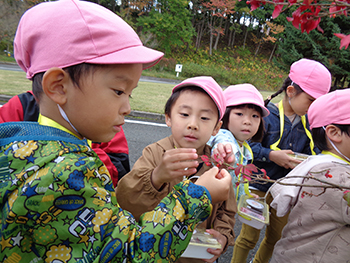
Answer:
[{"xmin": 0, "ymin": 1, "xmax": 231, "ymax": 262}]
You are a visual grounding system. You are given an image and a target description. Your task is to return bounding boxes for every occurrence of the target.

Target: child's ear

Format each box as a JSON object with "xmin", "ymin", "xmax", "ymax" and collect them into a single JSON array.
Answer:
[
  {"xmin": 165, "ymin": 114, "xmax": 172, "ymax": 127},
  {"xmin": 42, "ymin": 68, "xmax": 70, "ymax": 105},
  {"xmin": 286, "ymin": 85, "xmax": 296, "ymax": 98},
  {"xmin": 325, "ymin": 125, "xmax": 342, "ymax": 143},
  {"xmin": 212, "ymin": 120, "xmax": 222, "ymax": 136}
]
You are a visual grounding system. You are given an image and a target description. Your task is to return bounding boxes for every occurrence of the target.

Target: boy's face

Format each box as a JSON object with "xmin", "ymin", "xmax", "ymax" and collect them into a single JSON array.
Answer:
[
  {"xmin": 228, "ymin": 106, "xmax": 261, "ymax": 145},
  {"xmin": 165, "ymin": 89, "xmax": 221, "ymax": 154},
  {"xmin": 65, "ymin": 63, "xmax": 142, "ymax": 142}
]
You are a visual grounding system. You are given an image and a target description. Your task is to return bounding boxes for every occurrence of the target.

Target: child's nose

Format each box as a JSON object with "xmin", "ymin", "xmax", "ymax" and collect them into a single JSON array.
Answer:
[
  {"xmin": 187, "ymin": 118, "xmax": 198, "ymax": 130},
  {"xmin": 120, "ymin": 101, "xmax": 131, "ymax": 116},
  {"xmin": 243, "ymin": 116, "xmax": 252, "ymax": 125}
]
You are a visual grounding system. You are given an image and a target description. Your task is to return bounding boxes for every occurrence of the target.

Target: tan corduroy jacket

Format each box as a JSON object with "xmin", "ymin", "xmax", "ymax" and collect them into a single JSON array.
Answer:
[{"xmin": 116, "ymin": 135, "xmax": 237, "ymax": 262}]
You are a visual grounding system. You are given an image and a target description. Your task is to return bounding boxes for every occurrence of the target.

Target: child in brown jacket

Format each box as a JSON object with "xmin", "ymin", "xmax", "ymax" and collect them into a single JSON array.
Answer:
[{"xmin": 116, "ymin": 76, "xmax": 237, "ymax": 263}]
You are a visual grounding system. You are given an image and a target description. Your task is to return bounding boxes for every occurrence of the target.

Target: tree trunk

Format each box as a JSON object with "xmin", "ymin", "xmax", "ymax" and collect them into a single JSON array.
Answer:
[
  {"xmin": 268, "ymin": 42, "xmax": 278, "ymax": 62},
  {"xmin": 228, "ymin": 27, "xmax": 233, "ymax": 47},
  {"xmin": 340, "ymin": 76, "xmax": 347, "ymax": 88},
  {"xmin": 214, "ymin": 16, "xmax": 224, "ymax": 50},
  {"xmin": 224, "ymin": 17, "xmax": 231, "ymax": 41},
  {"xmin": 254, "ymin": 40, "xmax": 262, "ymax": 57},
  {"xmin": 231, "ymin": 30, "xmax": 236, "ymax": 47},
  {"xmin": 243, "ymin": 27, "xmax": 248, "ymax": 49},
  {"xmin": 254, "ymin": 32, "xmax": 264, "ymax": 57},
  {"xmin": 196, "ymin": 19, "xmax": 205, "ymax": 51},
  {"xmin": 243, "ymin": 16, "xmax": 253, "ymax": 49},
  {"xmin": 209, "ymin": 15, "xmax": 214, "ymax": 56}
]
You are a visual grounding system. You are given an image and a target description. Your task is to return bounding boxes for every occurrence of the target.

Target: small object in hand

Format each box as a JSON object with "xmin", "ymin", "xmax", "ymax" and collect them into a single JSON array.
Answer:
[
  {"xmin": 183, "ymin": 167, "xmax": 188, "ymax": 181},
  {"xmin": 288, "ymin": 152, "xmax": 309, "ymax": 168},
  {"xmin": 181, "ymin": 228, "xmax": 221, "ymax": 259}
]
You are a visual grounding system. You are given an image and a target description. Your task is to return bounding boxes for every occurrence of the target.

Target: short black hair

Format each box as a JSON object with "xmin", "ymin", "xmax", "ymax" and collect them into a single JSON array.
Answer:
[
  {"xmin": 221, "ymin": 104, "xmax": 264, "ymax": 142},
  {"xmin": 32, "ymin": 63, "xmax": 106, "ymax": 102},
  {"xmin": 312, "ymin": 124, "xmax": 350, "ymax": 151}
]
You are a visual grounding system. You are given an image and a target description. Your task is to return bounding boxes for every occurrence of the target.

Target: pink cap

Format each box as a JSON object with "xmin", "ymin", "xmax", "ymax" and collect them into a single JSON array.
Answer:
[
  {"xmin": 224, "ymin": 84, "xmax": 270, "ymax": 117},
  {"xmin": 289, "ymin": 58, "xmax": 331, "ymax": 99},
  {"xmin": 14, "ymin": 0, "xmax": 164, "ymax": 79},
  {"xmin": 308, "ymin": 89, "xmax": 350, "ymax": 129},
  {"xmin": 172, "ymin": 76, "xmax": 226, "ymax": 120}
]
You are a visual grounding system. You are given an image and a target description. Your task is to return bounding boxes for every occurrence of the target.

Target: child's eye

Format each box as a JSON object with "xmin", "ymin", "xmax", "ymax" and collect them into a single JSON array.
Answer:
[
  {"xmin": 235, "ymin": 112, "xmax": 243, "ymax": 116},
  {"xmin": 201, "ymin": 117, "xmax": 210, "ymax": 121},
  {"xmin": 114, "ymin": 90, "xmax": 124, "ymax": 96},
  {"xmin": 180, "ymin": 113, "xmax": 189, "ymax": 117},
  {"xmin": 253, "ymin": 114, "xmax": 260, "ymax": 118}
]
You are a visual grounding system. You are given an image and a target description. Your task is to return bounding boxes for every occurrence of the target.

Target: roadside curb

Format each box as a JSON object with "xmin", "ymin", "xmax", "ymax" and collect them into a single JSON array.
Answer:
[
  {"xmin": 0, "ymin": 95, "xmax": 12, "ymax": 102},
  {"xmin": 128, "ymin": 110, "xmax": 165, "ymax": 122}
]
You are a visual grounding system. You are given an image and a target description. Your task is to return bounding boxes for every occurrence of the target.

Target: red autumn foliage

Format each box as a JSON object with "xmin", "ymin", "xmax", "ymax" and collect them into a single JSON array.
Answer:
[{"xmin": 241, "ymin": 0, "xmax": 350, "ymax": 49}]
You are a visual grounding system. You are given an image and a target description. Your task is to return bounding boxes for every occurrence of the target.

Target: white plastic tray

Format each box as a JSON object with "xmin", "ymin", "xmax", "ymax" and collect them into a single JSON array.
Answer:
[
  {"xmin": 237, "ymin": 195, "xmax": 269, "ymax": 230},
  {"xmin": 181, "ymin": 228, "xmax": 221, "ymax": 259}
]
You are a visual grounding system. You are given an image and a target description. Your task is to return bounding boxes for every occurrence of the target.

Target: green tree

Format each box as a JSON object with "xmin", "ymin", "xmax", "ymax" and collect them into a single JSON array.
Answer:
[
  {"xmin": 0, "ymin": 0, "xmax": 35, "ymax": 54},
  {"xmin": 274, "ymin": 15, "xmax": 350, "ymax": 88},
  {"xmin": 136, "ymin": 0, "xmax": 195, "ymax": 55}
]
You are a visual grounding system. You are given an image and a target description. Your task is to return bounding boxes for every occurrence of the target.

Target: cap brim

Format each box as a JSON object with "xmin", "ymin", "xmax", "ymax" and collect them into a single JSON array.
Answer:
[
  {"xmin": 86, "ymin": 45, "xmax": 164, "ymax": 70},
  {"xmin": 173, "ymin": 80, "xmax": 225, "ymax": 120},
  {"xmin": 227, "ymin": 99, "xmax": 269, "ymax": 117}
]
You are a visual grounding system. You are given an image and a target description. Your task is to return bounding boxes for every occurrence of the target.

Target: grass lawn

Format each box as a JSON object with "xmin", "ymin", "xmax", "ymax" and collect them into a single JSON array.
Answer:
[{"xmin": 0, "ymin": 69, "xmax": 282, "ymax": 114}]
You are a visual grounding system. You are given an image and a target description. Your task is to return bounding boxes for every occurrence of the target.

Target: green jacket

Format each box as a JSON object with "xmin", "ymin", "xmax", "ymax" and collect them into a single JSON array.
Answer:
[{"xmin": 0, "ymin": 122, "xmax": 212, "ymax": 263}]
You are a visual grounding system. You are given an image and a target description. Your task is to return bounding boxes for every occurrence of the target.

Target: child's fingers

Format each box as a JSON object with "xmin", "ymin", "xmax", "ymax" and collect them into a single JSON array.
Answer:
[
  {"xmin": 200, "ymin": 252, "xmax": 219, "ymax": 263},
  {"xmin": 216, "ymin": 143, "xmax": 227, "ymax": 157},
  {"xmin": 169, "ymin": 159, "xmax": 199, "ymax": 170},
  {"xmin": 164, "ymin": 148, "xmax": 198, "ymax": 162},
  {"xmin": 211, "ymin": 144, "xmax": 225, "ymax": 164},
  {"xmin": 224, "ymin": 150, "xmax": 235, "ymax": 164},
  {"xmin": 215, "ymin": 168, "xmax": 229, "ymax": 179},
  {"xmin": 251, "ymin": 193, "xmax": 260, "ymax": 199},
  {"xmin": 214, "ymin": 143, "xmax": 235, "ymax": 165},
  {"xmin": 196, "ymin": 167, "xmax": 231, "ymax": 203},
  {"xmin": 203, "ymin": 229, "xmax": 226, "ymax": 261},
  {"xmin": 217, "ymin": 169, "xmax": 231, "ymax": 183},
  {"xmin": 223, "ymin": 143, "xmax": 233, "ymax": 154}
]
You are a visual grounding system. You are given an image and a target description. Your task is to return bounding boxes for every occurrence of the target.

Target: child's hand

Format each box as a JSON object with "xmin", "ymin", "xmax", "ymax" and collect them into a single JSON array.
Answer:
[
  {"xmin": 151, "ymin": 148, "xmax": 199, "ymax": 190},
  {"xmin": 269, "ymin": 150, "xmax": 300, "ymax": 169},
  {"xmin": 200, "ymin": 229, "xmax": 227, "ymax": 263},
  {"xmin": 195, "ymin": 167, "xmax": 231, "ymax": 203},
  {"xmin": 250, "ymin": 193, "xmax": 260, "ymax": 199},
  {"xmin": 212, "ymin": 143, "xmax": 235, "ymax": 166}
]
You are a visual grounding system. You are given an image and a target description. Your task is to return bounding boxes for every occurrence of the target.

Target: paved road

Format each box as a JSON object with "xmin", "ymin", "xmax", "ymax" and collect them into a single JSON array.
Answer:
[{"xmin": 0, "ymin": 62, "xmax": 23, "ymax": 72}]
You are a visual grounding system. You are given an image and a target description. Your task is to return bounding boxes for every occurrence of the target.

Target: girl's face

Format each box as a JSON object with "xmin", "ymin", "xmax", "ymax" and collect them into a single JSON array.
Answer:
[
  {"xmin": 165, "ymin": 90, "xmax": 221, "ymax": 154},
  {"xmin": 287, "ymin": 87, "xmax": 316, "ymax": 116},
  {"xmin": 227, "ymin": 105, "xmax": 261, "ymax": 145},
  {"xmin": 64, "ymin": 63, "xmax": 142, "ymax": 142}
]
